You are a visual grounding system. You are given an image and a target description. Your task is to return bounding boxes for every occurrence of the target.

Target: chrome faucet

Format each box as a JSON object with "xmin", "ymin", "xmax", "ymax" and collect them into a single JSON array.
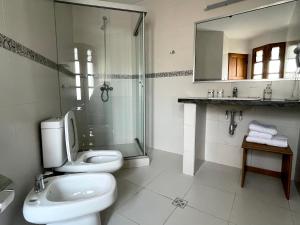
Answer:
[
  {"xmin": 34, "ymin": 174, "xmax": 53, "ymax": 193},
  {"xmin": 232, "ymin": 87, "xmax": 238, "ymax": 98}
]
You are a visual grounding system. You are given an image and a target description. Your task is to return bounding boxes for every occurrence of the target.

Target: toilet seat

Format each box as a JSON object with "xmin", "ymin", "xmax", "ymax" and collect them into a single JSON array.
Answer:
[
  {"xmin": 55, "ymin": 111, "xmax": 123, "ymax": 173},
  {"xmin": 55, "ymin": 150, "xmax": 123, "ymax": 173}
]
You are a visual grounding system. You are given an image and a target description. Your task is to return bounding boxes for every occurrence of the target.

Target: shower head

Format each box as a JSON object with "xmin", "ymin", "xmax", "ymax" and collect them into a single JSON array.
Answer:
[
  {"xmin": 294, "ymin": 43, "xmax": 300, "ymax": 68},
  {"xmin": 101, "ymin": 16, "xmax": 108, "ymax": 30}
]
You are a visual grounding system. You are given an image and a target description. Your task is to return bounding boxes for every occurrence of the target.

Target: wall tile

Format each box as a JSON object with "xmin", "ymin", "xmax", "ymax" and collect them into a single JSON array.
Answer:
[
  {"xmin": 2, "ymin": 0, "xmax": 57, "ymax": 61},
  {"xmin": 0, "ymin": 0, "xmax": 4, "ymax": 33},
  {"xmin": 0, "ymin": 49, "xmax": 59, "ymax": 107},
  {"xmin": 0, "ymin": 101, "xmax": 60, "ymax": 225}
]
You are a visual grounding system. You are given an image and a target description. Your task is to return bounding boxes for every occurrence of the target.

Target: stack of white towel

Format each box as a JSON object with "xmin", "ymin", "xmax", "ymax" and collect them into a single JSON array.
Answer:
[{"xmin": 246, "ymin": 121, "xmax": 288, "ymax": 148}]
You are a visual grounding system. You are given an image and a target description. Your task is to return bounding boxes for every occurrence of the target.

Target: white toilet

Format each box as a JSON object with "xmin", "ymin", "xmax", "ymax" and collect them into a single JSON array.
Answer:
[{"xmin": 41, "ymin": 111, "xmax": 123, "ymax": 173}]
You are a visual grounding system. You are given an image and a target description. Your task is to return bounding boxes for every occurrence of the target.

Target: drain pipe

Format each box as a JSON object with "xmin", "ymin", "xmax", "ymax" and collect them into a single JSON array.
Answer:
[{"xmin": 225, "ymin": 110, "xmax": 243, "ymax": 136}]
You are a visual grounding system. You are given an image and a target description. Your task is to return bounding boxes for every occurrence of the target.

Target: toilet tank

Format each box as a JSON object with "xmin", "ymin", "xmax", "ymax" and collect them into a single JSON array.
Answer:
[{"xmin": 41, "ymin": 118, "xmax": 67, "ymax": 168}]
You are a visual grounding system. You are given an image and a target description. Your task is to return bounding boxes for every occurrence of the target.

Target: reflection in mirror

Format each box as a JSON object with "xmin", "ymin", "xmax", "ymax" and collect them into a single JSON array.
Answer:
[{"xmin": 194, "ymin": 0, "xmax": 300, "ymax": 81}]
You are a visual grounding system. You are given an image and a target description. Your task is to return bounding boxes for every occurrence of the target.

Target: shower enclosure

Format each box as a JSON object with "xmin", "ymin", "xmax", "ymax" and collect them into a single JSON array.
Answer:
[{"xmin": 55, "ymin": 0, "xmax": 146, "ymax": 158}]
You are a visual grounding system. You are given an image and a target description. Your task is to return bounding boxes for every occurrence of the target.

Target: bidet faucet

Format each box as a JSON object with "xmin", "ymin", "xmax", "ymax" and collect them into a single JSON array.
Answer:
[
  {"xmin": 34, "ymin": 173, "xmax": 53, "ymax": 193},
  {"xmin": 232, "ymin": 87, "xmax": 238, "ymax": 98}
]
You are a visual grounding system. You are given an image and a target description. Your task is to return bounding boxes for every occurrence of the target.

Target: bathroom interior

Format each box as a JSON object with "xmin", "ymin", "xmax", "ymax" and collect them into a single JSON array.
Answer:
[{"xmin": 1, "ymin": 0, "xmax": 300, "ymax": 225}]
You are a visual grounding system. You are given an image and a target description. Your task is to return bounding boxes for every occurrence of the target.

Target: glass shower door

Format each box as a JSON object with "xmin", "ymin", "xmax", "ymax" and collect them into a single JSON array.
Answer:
[
  {"xmin": 55, "ymin": 2, "xmax": 146, "ymax": 158},
  {"xmin": 135, "ymin": 13, "xmax": 146, "ymax": 155}
]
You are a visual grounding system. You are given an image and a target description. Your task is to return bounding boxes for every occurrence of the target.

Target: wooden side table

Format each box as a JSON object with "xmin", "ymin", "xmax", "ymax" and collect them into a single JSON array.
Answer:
[{"xmin": 241, "ymin": 136, "xmax": 293, "ymax": 200}]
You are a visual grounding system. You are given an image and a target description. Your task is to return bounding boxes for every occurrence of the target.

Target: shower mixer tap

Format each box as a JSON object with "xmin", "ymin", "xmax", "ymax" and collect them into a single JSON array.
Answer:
[{"xmin": 100, "ymin": 82, "xmax": 113, "ymax": 102}]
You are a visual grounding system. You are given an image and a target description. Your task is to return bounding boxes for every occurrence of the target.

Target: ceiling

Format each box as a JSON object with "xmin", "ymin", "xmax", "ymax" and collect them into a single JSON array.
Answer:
[{"xmin": 197, "ymin": 1, "xmax": 297, "ymax": 39}]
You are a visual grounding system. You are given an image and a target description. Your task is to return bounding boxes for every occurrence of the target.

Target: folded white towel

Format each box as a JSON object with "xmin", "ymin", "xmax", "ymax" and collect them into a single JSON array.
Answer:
[
  {"xmin": 249, "ymin": 120, "xmax": 278, "ymax": 136},
  {"xmin": 248, "ymin": 130, "xmax": 273, "ymax": 139},
  {"xmin": 246, "ymin": 135, "xmax": 288, "ymax": 148}
]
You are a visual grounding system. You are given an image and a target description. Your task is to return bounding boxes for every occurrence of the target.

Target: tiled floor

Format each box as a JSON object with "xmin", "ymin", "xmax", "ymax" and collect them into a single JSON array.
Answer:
[
  {"xmin": 102, "ymin": 149, "xmax": 300, "ymax": 225},
  {"xmin": 96, "ymin": 143, "xmax": 143, "ymax": 158}
]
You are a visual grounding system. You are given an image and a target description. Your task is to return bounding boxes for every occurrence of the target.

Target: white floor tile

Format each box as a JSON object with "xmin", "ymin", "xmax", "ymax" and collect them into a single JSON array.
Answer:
[
  {"xmin": 117, "ymin": 166, "xmax": 163, "ymax": 186},
  {"xmin": 236, "ymin": 172, "xmax": 289, "ymax": 209},
  {"xmin": 230, "ymin": 192, "xmax": 294, "ymax": 225},
  {"xmin": 146, "ymin": 170, "xmax": 194, "ymax": 199},
  {"xmin": 289, "ymin": 184, "xmax": 300, "ymax": 212},
  {"xmin": 113, "ymin": 179, "xmax": 142, "ymax": 209},
  {"xmin": 148, "ymin": 149, "xmax": 183, "ymax": 172},
  {"xmin": 111, "ymin": 150, "xmax": 300, "ymax": 225},
  {"xmin": 195, "ymin": 162, "xmax": 240, "ymax": 193},
  {"xmin": 117, "ymin": 189, "xmax": 176, "ymax": 225},
  {"xmin": 164, "ymin": 206, "xmax": 228, "ymax": 225},
  {"xmin": 185, "ymin": 182, "xmax": 235, "ymax": 220},
  {"xmin": 293, "ymin": 212, "xmax": 300, "ymax": 225},
  {"xmin": 102, "ymin": 210, "xmax": 139, "ymax": 225}
]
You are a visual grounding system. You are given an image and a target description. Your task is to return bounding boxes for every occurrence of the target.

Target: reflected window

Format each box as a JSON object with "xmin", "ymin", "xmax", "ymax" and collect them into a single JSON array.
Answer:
[
  {"xmin": 87, "ymin": 49, "xmax": 94, "ymax": 99},
  {"xmin": 74, "ymin": 48, "xmax": 81, "ymax": 101},
  {"xmin": 285, "ymin": 44, "xmax": 298, "ymax": 79},
  {"xmin": 74, "ymin": 48, "xmax": 78, "ymax": 61},
  {"xmin": 253, "ymin": 50, "xmax": 264, "ymax": 80},
  {"xmin": 252, "ymin": 42, "xmax": 285, "ymax": 80}
]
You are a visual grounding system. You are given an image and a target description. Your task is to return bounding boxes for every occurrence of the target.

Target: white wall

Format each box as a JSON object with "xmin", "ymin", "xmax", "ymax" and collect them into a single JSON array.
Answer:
[
  {"xmin": 0, "ymin": 0, "xmax": 60, "ymax": 225},
  {"xmin": 140, "ymin": 0, "xmax": 300, "ymax": 178}
]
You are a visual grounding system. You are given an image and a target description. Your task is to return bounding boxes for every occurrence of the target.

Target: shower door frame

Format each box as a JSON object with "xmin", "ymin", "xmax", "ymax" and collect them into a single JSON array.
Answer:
[
  {"xmin": 55, "ymin": 0, "xmax": 147, "ymax": 13},
  {"xmin": 55, "ymin": 0, "xmax": 147, "ymax": 157}
]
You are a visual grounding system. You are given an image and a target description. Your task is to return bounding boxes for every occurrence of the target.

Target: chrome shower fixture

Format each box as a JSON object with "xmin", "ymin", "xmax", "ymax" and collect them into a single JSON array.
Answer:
[
  {"xmin": 100, "ymin": 81, "xmax": 113, "ymax": 102},
  {"xmin": 101, "ymin": 16, "xmax": 108, "ymax": 30}
]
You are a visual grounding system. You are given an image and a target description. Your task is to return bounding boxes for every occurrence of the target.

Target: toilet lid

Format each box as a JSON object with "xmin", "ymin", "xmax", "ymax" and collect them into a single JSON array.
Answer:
[{"xmin": 64, "ymin": 111, "xmax": 79, "ymax": 162}]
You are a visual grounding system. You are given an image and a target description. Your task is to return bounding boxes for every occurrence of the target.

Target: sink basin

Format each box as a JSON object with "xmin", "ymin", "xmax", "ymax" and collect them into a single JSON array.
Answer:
[
  {"xmin": 23, "ymin": 173, "xmax": 117, "ymax": 225},
  {"xmin": 209, "ymin": 97, "xmax": 261, "ymax": 101}
]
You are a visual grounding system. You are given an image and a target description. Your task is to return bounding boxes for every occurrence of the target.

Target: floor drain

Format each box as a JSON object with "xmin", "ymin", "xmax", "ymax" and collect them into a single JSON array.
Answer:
[{"xmin": 172, "ymin": 197, "xmax": 188, "ymax": 209}]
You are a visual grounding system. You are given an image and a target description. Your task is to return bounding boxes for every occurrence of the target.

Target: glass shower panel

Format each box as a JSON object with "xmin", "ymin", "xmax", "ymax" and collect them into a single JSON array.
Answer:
[
  {"xmin": 134, "ymin": 15, "xmax": 145, "ymax": 155},
  {"xmin": 55, "ymin": 3, "xmax": 145, "ymax": 158}
]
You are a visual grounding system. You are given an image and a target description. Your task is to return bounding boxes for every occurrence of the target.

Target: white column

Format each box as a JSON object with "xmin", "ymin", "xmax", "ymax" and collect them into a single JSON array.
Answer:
[{"xmin": 183, "ymin": 104, "xmax": 197, "ymax": 176}]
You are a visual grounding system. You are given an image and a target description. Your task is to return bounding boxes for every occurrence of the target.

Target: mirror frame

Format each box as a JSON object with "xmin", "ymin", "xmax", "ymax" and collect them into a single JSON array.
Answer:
[{"xmin": 193, "ymin": 0, "xmax": 298, "ymax": 83}]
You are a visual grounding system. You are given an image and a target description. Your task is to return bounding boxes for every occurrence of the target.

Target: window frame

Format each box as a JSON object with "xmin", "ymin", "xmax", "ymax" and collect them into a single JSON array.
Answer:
[{"xmin": 251, "ymin": 42, "xmax": 286, "ymax": 80}]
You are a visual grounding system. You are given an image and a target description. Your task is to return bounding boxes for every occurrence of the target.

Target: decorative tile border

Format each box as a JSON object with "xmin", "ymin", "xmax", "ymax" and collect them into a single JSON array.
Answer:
[
  {"xmin": 146, "ymin": 70, "xmax": 193, "ymax": 78},
  {"xmin": 0, "ymin": 32, "xmax": 193, "ymax": 80},
  {"xmin": 0, "ymin": 33, "xmax": 57, "ymax": 70}
]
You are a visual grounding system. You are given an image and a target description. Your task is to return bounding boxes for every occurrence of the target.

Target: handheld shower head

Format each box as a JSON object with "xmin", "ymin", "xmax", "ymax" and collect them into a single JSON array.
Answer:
[
  {"xmin": 294, "ymin": 43, "xmax": 300, "ymax": 68},
  {"xmin": 101, "ymin": 16, "xmax": 108, "ymax": 30}
]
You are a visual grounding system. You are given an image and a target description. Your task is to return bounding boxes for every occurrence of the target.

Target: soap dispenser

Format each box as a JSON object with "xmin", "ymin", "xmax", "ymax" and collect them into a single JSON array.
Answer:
[{"xmin": 263, "ymin": 83, "xmax": 272, "ymax": 100}]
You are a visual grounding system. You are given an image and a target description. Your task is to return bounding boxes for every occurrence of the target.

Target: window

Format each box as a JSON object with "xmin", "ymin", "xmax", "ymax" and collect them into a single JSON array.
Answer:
[
  {"xmin": 251, "ymin": 42, "xmax": 286, "ymax": 80},
  {"xmin": 285, "ymin": 43, "xmax": 299, "ymax": 79},
  {"xmin": 74, "ymin": 48, "xmax": 82, "ymax": 101},
  {"xmin": 87, "ymin": 49, "xmax": 94, "ymax": 100}
]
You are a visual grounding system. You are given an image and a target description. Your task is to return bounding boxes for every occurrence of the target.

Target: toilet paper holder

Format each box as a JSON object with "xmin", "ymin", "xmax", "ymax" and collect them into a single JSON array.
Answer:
[{"xmin": 0, "ymin": 174, "xmax": 15, "ymax": 214}]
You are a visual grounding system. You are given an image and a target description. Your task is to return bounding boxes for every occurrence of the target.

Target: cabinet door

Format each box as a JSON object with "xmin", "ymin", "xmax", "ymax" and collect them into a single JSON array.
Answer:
[{"xmin": 228, "ymin": 53, "xmax": 248, "ymax": 80}]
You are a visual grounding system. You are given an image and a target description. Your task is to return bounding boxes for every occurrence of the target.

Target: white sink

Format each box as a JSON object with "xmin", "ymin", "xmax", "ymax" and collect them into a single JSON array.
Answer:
[
  {"xmin": 23, "ymin": 173, "xmax": 117, "ymax": 225},
  {"xmin": 209, "ymin": 97, "xmax": 261, "ymax": 101}
]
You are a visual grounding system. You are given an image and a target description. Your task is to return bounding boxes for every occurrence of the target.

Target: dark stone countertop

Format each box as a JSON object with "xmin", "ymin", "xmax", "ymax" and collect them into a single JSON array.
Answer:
[{"xmin": 178, "ymin": 97, "xmax": 300, "ymax": 107}]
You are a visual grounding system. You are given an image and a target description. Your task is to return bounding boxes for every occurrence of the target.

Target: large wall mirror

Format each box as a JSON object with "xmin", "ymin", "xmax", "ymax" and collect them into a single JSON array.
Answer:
[{"xmin": 194, "ymin": 0, "xmax": 300, "ymax": 82}]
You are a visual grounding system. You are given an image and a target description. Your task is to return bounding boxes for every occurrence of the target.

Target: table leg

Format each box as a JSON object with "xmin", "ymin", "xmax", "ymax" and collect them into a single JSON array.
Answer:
[
  {"xmin": 281, "ymin": 154, "xmax": 292, "ymax": 200},
  {"xmin": 241, "ymin": 148, "xmax": 248, "ymax": 187}
]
